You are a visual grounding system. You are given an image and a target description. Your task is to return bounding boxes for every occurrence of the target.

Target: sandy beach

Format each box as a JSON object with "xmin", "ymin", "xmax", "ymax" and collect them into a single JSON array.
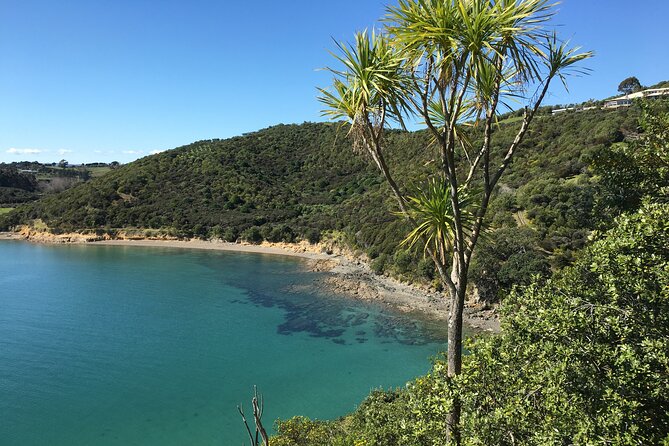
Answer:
[
  {"xmin": 1, "ymin": 232, "xmax": 500, "ymax": 332},
  {"xmin": 93, "ymin": 238, "xmax": 333, "ymax": 259}
]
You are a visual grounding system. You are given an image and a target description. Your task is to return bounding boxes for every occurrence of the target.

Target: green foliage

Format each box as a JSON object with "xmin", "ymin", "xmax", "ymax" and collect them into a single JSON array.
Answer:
[
  {"xmin": 348, "ymin": 390, "xmax": 412, "ymax": 445},
  {"xmin": 618, "ymin": 76, "xmax": 643, "ymax": 94},
  {"xmin": 469, "ymin": 227, "xmax": 549, "ymax": 302},
  {"xmin": 273, "ymin": 416, "xmax": 352, "ymax": 446},
  {"xmin": 222, "ymin": 227, "xmax": 239, "ymax": 242},
  {"xmin": 458, "ymin": 202, "xmax": 669, "ymax": 445},
  {"xmin": 370, "ymin": 253, "xmax": 389, "ymax": 275},
  {"xmin": 0, "ymin": 166, "xmax": 38, "ymax": 191},
  {"xmin": 241, "ymin": 226, "xmax": 263, "ymax": 244},
  {"xmin": 402, "ymin": 179, "xmax": 476, "ymax": 263},
  {"xmin": 318, "ymin": 29, "xmax": 411, "ymax": 126},
  {"xmin": 262, "ymin": 224, "xmax": 297, "ymax": 243},
  {"xmin": 594, "ymin": 100, "xmax": 669, "ymax": 214},
  {"xmin": 392, "ymin": 249, "xmax": 413, "ymax": 275},
  {"xmin": 304, "ymin": 228, "xmax": 321, "ymax": 244},
  {"xmin": 0, "ymin": 166, "xmax": 39, "ymax": 207},
  {"xmin": 416, "ymin": 258, "xmax": 435, "ymax": 280},
  {"xmin": 270, "ymin": 202, "xmax": 669, "ymax": 445},
  {"xmin": 0, "ymin": 187, "xmax": 38, "ymax": 207}
]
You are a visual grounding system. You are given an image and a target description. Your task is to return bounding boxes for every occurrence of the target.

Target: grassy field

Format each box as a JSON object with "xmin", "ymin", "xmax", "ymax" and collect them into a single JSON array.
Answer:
[
  {"xmin": 0, "ymin": 208, "xmax": 14, "ymax": 215},
  {"xmin": 35, "ymin": 166, "xmax": 112, "ymax": 181},
  {"xmin": 88, "ymin": 166, "xmax": 112, "ymax": 177}
]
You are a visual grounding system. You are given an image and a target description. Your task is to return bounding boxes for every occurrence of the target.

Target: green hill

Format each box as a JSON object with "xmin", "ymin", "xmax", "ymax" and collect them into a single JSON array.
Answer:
[{"xmin": 1, "ymin": 107, "xmax": 639, "ymax": 300}]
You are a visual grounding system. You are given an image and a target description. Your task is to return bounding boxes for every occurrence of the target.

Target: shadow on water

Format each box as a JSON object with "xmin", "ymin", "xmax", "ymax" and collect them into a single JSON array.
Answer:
[{"xmin": 209, "ymin": 253, "xmax": 448, "ymax": 347}]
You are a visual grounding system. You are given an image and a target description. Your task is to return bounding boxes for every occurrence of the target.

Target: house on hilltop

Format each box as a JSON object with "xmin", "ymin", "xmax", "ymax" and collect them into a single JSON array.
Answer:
[{"xmin": 604, "ymin": 87, "xmax": 669, "ymax": 109}]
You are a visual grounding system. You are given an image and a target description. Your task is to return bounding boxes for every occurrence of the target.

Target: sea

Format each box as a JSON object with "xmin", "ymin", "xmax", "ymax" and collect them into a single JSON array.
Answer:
[{"xmin": 0, "ymin": 241, "xmax": 446, "ymax": 445}]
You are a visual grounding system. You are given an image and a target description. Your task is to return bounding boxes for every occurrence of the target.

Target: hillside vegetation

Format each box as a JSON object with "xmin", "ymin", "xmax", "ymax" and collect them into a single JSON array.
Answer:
[
  {"xmin": 270, "ymin": 98, "xmax": 669, "ymax": 446},
  {"xmin": 0, "ymin": 162, "xmax": 113, "ymax": 208},
  {"xmin": 271, "ymin": 201, "xmax": 669, "ymax": 446},
  {"xmin": 1, "ymin": 107, "xmax": 639, "ymax": 301}
]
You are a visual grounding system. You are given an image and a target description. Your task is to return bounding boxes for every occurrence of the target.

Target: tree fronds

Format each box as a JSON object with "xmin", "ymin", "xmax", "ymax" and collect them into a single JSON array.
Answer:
[{"xmin": 402, "ymin": 177, "xmax": 478, "ymax": 262}]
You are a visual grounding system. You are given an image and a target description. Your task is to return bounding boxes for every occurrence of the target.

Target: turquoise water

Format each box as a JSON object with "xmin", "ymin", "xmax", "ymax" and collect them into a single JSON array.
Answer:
[{"xmin": 0, "ymin": 241, "xmax": 446, "ymax": 445}]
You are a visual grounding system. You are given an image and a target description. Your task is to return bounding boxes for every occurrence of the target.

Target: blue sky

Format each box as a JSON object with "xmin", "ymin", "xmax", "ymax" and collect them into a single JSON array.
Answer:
[{"xmin": 1, "ymin": 0, "xmax": 667, "ymax": 164}]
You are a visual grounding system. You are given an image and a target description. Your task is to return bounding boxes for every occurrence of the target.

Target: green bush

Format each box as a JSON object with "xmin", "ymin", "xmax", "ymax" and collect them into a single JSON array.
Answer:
[
  {"xmin": 416, "ymin": 258, "xmax": 434, "ymax": 280},
  {"xmin": 370, "ymin": 253, "xmax": 388, "ymax": 275},
  {"xmin": 222, "ymin": 227, "xmax": 238, "ymax": 242},
  {"xmin": 241, "ymin": 226, "xmax": 263, "ymax": 244},
  {"xmin": 393, "ymin": 249, "xmax": 413, "ymax": 275},
  {"xmin": 273, "ymin": 416, "xmax": 350, "ymax": 446},
  {"xmin": 458, "ymin": 202, "xmax": 669, "ymax": 445},
  {"xmin": 305, "ymin": 228, "xmax": 321, "ymax": 244},
  {"xmin": 270, "ymin": 203, "xmax": 669, "ymax": 446}
]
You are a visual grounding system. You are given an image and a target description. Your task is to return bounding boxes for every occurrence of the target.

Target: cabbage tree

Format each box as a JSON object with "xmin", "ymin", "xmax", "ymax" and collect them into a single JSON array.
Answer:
[{"xmin": 319, "ymin": 0, "xmax": 591, "ymax": 442}]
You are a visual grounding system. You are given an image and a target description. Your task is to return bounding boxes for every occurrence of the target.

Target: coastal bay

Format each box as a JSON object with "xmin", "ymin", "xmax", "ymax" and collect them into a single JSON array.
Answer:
[
  {"xmin": 0, "ymin": 240, "xmax": 447, "ymax": 445},
  {"xmin": 2, "ymin": 232, "xmax": 499, "ymax": 332}
]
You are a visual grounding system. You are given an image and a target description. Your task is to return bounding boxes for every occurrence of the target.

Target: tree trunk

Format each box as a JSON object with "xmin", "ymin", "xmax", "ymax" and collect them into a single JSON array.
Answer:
[{"xmin": 446, "ymin": 270, "xmax": 467, "ymax": 445}]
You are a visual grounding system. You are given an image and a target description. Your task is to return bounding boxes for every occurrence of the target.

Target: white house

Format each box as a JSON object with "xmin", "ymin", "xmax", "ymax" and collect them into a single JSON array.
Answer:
[{"xmin": 604, "ymin": 87, "xmax": 669, "ymax": 109}]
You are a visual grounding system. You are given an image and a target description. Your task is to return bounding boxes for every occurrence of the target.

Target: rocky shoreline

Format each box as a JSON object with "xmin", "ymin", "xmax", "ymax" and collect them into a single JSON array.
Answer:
[
  {"xmin": 1, "ymin": 230, "xmax": 500, "ymax": 332},
  {"xmin": 307, "ymin": 258, "xmax": 499, "ymax": 332}
]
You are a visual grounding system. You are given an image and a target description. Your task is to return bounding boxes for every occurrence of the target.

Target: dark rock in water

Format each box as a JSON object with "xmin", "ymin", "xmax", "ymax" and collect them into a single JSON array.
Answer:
[
  {"xmin": 277, "ymin": 317, "xmax": 314, "ymax": 335},
  {"xmin": 231, "ymin": 270, "xmax": 444, "ymax": 345},
  {"xmin": 320, "ymin": 328, "xmax": 346, "ymax": 338},
  {"xmin": 350, "ymin": 313, "xmax": 370, "ymax": 326},
  {"xmin": 332, "ymin": 338, "xmax": 347, "ymax": 345}
]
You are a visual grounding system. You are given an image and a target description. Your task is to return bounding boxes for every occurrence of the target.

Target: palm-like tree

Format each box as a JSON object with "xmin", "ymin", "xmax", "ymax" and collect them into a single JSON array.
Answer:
[
  {"xmin": 319, "ymin": 1, "xmax": 591, "ymax": 443},
  {"xmin": 402, "ymin": 178, "xmax": 478, "ymax": 266}
]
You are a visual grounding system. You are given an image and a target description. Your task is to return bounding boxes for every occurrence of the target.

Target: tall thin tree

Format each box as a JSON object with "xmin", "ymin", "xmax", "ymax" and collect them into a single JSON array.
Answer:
[{"xmin": 319, "ymin": 1, "xmax": 591, "ymax": 443}]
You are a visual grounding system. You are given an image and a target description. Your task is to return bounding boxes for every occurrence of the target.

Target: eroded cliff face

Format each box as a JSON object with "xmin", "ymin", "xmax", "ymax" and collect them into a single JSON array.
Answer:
[
  {"xmin": 17, "ymin": 226, "xmax": 104, "ymax": 243},
  {"xmin": 13, "ymin": 225, "xmax": 182, "ymax": 244}
]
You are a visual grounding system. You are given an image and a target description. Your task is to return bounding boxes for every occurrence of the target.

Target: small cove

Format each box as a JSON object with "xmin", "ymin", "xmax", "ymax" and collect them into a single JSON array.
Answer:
[{"xmin": 0, "ymin": 241, "xmax": 446, "ymax": 445}]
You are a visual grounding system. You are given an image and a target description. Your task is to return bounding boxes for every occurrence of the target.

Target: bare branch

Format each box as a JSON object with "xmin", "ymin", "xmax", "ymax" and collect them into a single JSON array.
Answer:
[
  {"xmin": 490, "ymin": 76, "xmax": 553, "ymax": 188},
  {"xmin": 358, "ymin": 113, "xmax": 456, "ymax": 295},
  {"xmin": 238, "ymin": 387, "xmax": 269, "ymax": 446},
  {"xmin": 252, "ymin": 389, "xmax": 269, "ymax": 446},
  {"xmin": 464, "ymin": 56, "xmax": 504, "ymax": 190},
  {"xmin": 464, "ymin": 74, "xmax": 556, "ymax": 265},
  {"xmin": 420, "ymin": 58, "xmax": 445, "ymax": 143},
  {"xmin": 237, "ymin": 404, "xmax": 256, "ymax": 446}
]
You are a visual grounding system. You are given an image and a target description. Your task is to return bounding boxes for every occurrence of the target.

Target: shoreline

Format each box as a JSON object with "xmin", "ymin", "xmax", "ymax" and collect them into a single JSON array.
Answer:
[
  {"xmin": 93, "ymin": 238, "xmax": 334, "ymax": 260},
  {"xmin": 1, "ymin": 231, "xmax": 500, "ymax": 332}
]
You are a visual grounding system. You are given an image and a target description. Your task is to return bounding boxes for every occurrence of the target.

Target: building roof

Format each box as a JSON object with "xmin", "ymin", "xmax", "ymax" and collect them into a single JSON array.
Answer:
[{"xmin": 610, "ymin": 87, "xmax": 669, "ymax": 102}]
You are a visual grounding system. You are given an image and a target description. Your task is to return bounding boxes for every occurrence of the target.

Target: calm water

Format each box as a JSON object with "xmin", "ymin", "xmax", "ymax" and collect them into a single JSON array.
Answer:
[{"xmin": 0, "ymin": 241, "xmax": 446, "ymax": 445}]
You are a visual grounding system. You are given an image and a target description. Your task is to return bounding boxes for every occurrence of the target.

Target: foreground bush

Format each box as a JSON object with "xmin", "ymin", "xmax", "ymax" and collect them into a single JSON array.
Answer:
[{"xmin": 272, "ymin": 203, "xmax": 669, "ymax": 445}]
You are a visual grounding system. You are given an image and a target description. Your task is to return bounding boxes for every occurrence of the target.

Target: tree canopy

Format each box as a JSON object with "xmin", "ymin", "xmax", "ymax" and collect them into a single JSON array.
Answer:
[
  {"xmin": 319, "ymin": 1, "xmax": 591, "ymax": 440},
  {"xmin": 618, "ymin": 76, "xmax": 643, "ymax": 95}
]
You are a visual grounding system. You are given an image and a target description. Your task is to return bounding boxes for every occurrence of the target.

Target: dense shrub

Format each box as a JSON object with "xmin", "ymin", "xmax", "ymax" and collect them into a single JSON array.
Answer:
[
  {"xmin": 272, "ymin": 202, "xmax": 669, "ymax": 445},
  {"xmin": 241, "ymin": 226, "xmax": 263, "ymax": 244},
  {"xmin": 370, "ymin": 253, "xmax": 389, "ymax": 275},
  {"xmin": 304, "ymin": 228, "xmax": 321, "ymax": 244}
]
